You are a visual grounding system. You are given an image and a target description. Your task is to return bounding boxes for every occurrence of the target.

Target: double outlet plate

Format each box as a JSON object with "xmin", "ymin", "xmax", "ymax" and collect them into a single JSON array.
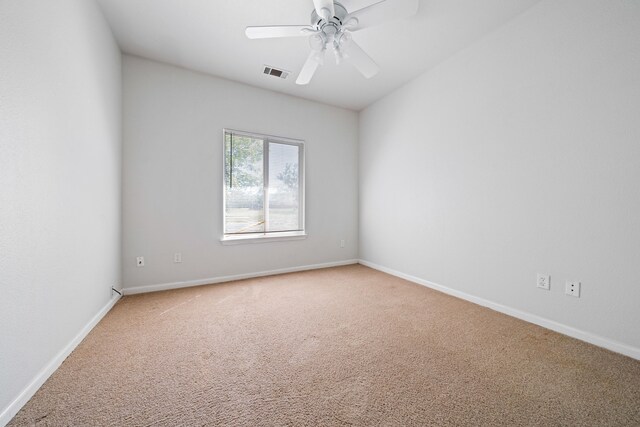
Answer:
[
  {"xmin": 136, "ymin": 253, "xmax": 182, "ymax": 267},
  {"xmin": 537, "ymin": 274, "xmax": 580, "ymax": 297}
]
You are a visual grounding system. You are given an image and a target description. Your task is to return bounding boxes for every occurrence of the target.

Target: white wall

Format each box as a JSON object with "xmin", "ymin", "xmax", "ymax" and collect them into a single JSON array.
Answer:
[
  {"xmin": 0, "ymin": 0, "xmax": 121, "ymax": 421},
  {"xmin": 359, "ymin": 0, "xmax": 640, "ymax": 352},
  {"xmin": 122, "ymin": 56, "xmax": 358, "ymax": 290}
]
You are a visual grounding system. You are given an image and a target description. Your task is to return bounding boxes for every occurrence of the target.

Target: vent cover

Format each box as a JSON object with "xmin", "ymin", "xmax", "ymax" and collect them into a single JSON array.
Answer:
[{"xmin": 263, "ymin": 66, "xmax": 289, "ymax": 79}]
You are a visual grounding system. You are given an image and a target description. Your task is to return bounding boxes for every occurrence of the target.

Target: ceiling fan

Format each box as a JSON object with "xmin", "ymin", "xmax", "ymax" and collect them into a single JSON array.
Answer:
[{"xmin": 245, "ymin": 0, "xmax": 418, "ymax": 85}]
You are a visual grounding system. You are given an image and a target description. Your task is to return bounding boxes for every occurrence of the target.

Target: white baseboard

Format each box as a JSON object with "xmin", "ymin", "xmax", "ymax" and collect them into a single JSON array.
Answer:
[
  {"xmin": 122, "ymin": 259, "xmax": 359, "ymax": 295},
  {"xmin": 0, "ymin": 294, "xmax": 121, "ymax": 427},
  {"xmin": 358, "ymin": 259, "xmax": 640, "ymax": 361}
]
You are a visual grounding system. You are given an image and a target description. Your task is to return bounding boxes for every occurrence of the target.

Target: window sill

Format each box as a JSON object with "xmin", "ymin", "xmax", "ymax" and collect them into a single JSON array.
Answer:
[{"xmin": 220, "ymin": 231, "xmax": 307, "ymax": 245}]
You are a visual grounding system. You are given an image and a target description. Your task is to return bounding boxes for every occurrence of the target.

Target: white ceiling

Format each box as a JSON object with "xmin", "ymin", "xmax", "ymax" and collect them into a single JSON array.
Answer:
[{"xmin": 97, "ymin": 0, "xmax": 540, "ymax": 110}]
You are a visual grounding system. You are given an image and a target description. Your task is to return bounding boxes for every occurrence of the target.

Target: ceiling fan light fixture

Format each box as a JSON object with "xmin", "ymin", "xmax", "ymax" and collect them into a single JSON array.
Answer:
[
  {"xmin": 309, "ymin": 33, "xmax": 326, "ymax": 51},
  {"xmin": 311, "ymin": 49, "xmax": 326, "ymax": 65},
  {"xmin": 337, "ymin": 31, "xmax": 352, "ymax": 47}
]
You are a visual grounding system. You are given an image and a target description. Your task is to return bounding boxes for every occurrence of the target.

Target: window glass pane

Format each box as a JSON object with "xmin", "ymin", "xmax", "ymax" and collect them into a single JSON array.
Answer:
[
  {"xmin": 267, "ymin": 142, "xmax": 300, "ymax": 232},
  {"xmin": 224, "ymin": 133, "xmax": 264, "ymax": 233}
]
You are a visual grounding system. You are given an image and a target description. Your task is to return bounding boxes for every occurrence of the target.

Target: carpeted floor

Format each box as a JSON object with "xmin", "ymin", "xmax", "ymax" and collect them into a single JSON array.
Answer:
[{"xmin": 9, "ymin": 265, "xmax": 640, "ymax": 426}]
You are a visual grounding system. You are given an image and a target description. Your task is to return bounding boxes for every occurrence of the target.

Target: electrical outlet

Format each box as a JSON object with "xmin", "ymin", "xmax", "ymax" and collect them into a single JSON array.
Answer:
[
  {"xmin": 340, "ymin": 239, "xmax": 345, "ymax": 248},
  {"xmin": 537, "ymin": 274, "xmax": 550, "ymax": 290},
  {"xmin": 565, "ymin": 281, "xmax": 580, "ymax": 297},
  {"xmin": 174, "ymin": 252, "xmax": 182, "ymax": 263},
  {"xmin": 136, "ymin": 256, "xmax": 145, "ymax": 267}
]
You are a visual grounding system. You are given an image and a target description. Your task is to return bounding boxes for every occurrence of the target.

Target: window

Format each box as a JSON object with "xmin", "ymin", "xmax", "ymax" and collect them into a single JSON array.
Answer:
[{"xmin": 222, "ymin": 129, "xmax": 305, "ymax": 243}]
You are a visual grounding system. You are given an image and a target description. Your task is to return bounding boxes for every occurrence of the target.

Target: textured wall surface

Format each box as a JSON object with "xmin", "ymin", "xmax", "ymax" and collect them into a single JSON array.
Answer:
[
  {"xmin": 122, "ymin": 56, "xmax": 358, "ymax": 289},
  {"xmin": 0, "ymin": 0, "xmax": 121, "ymax": 418},
  {"xmin": 359, "ymin": 0, "xmax": 640, "ymax": 350}
]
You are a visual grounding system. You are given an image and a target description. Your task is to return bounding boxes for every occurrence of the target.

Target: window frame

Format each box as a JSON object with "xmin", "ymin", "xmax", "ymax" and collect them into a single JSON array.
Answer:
[{"xmin": 221, "ymin": 128, "xmax": 306, "ymax": 244}]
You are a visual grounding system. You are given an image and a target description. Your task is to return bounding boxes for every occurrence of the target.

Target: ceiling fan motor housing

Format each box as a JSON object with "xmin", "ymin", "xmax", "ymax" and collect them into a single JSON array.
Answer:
[{"xmin": 311, "ymin": 2, "xmax": 348, "ymax": 34}]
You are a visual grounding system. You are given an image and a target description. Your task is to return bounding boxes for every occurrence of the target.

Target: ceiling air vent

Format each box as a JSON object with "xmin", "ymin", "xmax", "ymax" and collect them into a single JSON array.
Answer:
[{"xmin": 263, "ymin": 66, "xmax": 289, "ymax": 80}]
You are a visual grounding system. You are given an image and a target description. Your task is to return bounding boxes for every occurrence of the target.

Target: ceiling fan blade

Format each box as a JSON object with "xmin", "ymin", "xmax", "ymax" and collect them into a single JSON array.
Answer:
[
  {"xmin": 344, "ymin": 40, "xmax": 379, "ymax": 78},
  {"xmin": 245, "ymin": 25, "xmax": 313, "ymax": 39},
  {"xmin": 296, "ymin": 51, "xmax": 323, "ymax": 85},
  {"xmin": 345, "ymin": 0, "xmax": 418, "ymax": 31},
  {"xmin": 312, "ymin": 0, "xmax": 335, "ymax": 21}
]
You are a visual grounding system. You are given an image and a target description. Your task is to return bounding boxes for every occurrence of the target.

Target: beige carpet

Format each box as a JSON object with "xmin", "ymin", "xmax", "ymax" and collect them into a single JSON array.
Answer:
[{"xmin": 9, "ymin": 265, "xmax": 640, "ymax": 426}]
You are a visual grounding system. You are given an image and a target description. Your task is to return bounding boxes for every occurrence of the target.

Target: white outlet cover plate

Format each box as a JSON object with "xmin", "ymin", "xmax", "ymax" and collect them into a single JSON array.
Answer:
[
  {"xmin": 565, "ymin": 281, "xmax": 581, "ymax": 297},
  {"xmin": 537, "ymin": 274, "xmax": 550, "ymax": 290}
]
